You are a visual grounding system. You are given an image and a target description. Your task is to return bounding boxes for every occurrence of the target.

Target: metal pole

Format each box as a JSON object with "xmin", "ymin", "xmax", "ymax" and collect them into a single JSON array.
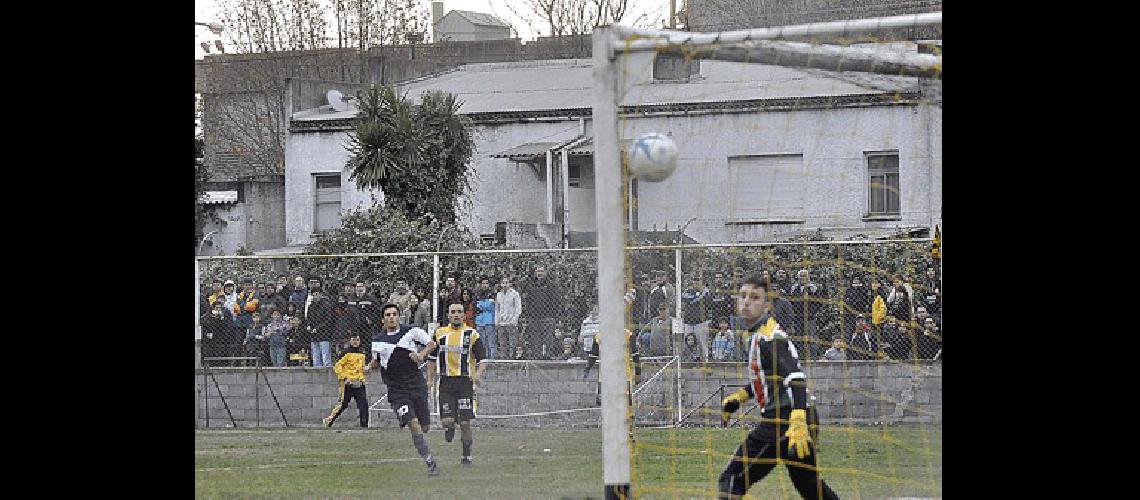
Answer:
[
  {"xmin": 561, "ymin": 147, "xmax": 571, "ymax": 249},
  {"xmin": 618, "ymin": 12, "xmax": 943, "ymax": 52},
  {"xmin": 432, "ymin": 254, "xmax": 440, "ymax": 335},
  {"xmin": 674, "ymin": 249, "xmax": 682, "ymax": 325},
  {"xmin": 593, "ymin": 25, "xmax": 631, "ymax": 499},
  {"xmin": 204, "ymin": 360, "xmax": 209, "ymax": 428},
  {"xmin": 255, "ymin": 356, "xmax": 261, "ymax": 428},
  {"xmin": 195, "ymin": 258, "xmax": 202, "ymax": 370},
  {"xmin": 546, "ymin": 150, "xmax": 555, "ymax": 224},
  {"xmin": 675, "ymin": 356, "xmax": 682, "ymax": 425}
]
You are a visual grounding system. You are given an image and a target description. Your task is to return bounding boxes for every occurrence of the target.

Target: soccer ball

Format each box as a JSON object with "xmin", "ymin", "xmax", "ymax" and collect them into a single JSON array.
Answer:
[{"xmin": 628, "ymin": 133, "xmax": 678, "ymax": 182}]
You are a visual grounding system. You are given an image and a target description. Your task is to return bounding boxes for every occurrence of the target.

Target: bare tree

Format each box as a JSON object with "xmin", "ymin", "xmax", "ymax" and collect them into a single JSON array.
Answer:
[
  {"xmin": 219, "ymin": 0, "xmax": 330, "ymax": 53},
  {"xmin": 508, "ymin": 0, "xmax": 631, "ymax": 37}
]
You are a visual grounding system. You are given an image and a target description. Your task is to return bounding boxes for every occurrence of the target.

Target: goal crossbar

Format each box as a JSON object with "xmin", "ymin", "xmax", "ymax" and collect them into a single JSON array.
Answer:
[{"xmin": 613, "ymin": 11, "xmax": 942, "ymax": 53}]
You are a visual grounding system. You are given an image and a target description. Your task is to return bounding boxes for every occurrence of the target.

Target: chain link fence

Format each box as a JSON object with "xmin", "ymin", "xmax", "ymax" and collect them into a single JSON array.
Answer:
[{"xmin": 196, "ymin": 239, "xmax": 940, "ymax": 367}]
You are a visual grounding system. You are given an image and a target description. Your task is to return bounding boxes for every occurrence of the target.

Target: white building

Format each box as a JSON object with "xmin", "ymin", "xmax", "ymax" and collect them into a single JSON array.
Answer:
[
  {"xmin": 285, "ymin": 49, "xmax": 941, "ymax": 248},
  {"xmin": 432, "ymin": 2, "xmax": 512, "ymax": 42}
]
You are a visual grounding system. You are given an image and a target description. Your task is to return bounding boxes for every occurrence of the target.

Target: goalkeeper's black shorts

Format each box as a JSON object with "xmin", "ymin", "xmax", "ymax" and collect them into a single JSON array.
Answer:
[{"xmin": 437, "ymin": 376, "xmax": 476, "ymax": 422}]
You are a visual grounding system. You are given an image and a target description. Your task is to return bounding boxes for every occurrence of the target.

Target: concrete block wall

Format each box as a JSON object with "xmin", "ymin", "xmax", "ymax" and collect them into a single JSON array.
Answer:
[{"xmin": 195, "ymin": 360, "xmax": 940, "ymax": 428}]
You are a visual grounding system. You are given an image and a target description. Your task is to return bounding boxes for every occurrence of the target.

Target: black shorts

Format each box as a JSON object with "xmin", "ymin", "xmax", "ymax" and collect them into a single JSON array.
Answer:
[
  {"xmin": 437, "ymin": 377, "xmax": 476, "ymax": 422},
  {"xmin": 387, "ymin": 385, "xmax": 431, "ymax": 429}
]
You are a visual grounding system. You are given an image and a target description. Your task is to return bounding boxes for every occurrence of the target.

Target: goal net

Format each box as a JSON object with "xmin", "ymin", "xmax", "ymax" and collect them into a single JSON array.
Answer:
[{"xmin": 591, "ymin": 10, "xmax": 942, "ymax": 499}]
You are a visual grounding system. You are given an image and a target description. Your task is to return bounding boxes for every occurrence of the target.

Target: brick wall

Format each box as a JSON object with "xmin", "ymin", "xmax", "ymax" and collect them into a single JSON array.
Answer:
[{"xmin": 195, "ymin": 360, "xmax": 940, "ymax": 428}]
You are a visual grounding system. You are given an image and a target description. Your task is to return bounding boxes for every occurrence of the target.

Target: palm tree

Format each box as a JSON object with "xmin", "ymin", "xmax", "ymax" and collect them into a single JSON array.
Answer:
[{"xmin": 345, "ymin": 85, "xmax": 474, "ymax": 224}]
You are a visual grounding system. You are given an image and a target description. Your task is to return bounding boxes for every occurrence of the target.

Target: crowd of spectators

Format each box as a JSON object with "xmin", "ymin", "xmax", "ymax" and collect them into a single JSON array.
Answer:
[{"xmin": 198, "ymin": 240, "xmax": 941, "ymax": 367}]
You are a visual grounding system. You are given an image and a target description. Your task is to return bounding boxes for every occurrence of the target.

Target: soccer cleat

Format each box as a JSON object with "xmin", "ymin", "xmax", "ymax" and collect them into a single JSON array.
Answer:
[
  {"xmin": 460, "ymin": 457, "xmax": 472, "ymax": 466},
  {"xmin": 444, "ymin": 427, "xmax": 455, "ymax": 443},
  {"xmin": 322, "ymin": 417, "xmax": 332, "ymax": 428},
  {"xmin": 427, "ymin": 461, "xmax": 440, "ymax": 476}
]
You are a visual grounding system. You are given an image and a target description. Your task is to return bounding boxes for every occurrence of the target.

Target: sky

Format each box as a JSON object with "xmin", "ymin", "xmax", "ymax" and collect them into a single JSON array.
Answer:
[{"xmin": 195, "ymin": 0, "xmax": 671, "ymax": 60}]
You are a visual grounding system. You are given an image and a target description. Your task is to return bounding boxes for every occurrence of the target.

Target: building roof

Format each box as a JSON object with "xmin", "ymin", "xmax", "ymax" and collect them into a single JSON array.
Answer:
[
  {"xmin": 442, "ymin": 10, "xmax": 512, "ymax": 28},
  {"xmin": 291, "ymin": 54, "xmax": 921, "ymax": 124}
]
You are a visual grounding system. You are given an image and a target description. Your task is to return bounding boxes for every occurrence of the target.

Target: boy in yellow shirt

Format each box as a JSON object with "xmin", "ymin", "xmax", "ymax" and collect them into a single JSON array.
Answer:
[{"xmin": 323, "ymin": 333, "xmax": 370, "ymax": 427}]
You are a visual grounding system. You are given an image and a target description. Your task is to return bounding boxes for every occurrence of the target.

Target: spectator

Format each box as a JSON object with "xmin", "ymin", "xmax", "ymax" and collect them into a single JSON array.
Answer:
[
  {"xmin": 871, "ymin": 281, "xmax": 888, "ymax": 326},
  {"xmin": 847, "ymin": 314, "xmax": 878, "ymax": 360},
  {"xmin": 207, "ymin": 280, "xmax": 225, "ymax": 307},
  {"xmin": 436, "ymin": 288, "xmax": 450, "ymax": 325},
  {"xmin": 681, "ymin": 332, "xmax": 703, "ymax": 362},
  {"xmin": 842, "ymin": 276, "xmax": 872, "ymax": 336},
  {"xmin": 332, "ymin": 283, "xmax": 355, "ymax": 357},
  {"xmin": 522, "ymin": 266, "xmax": 562, "ymax": 359},
  {"xmin": 630, "ymin": 275, "xmax": 652, "ymax": 327},
  {"xmin": 288, "ymin": 276, "xmax": 309, "ymax": 318},
  {"xmin": 923, "ymin": 266, "xmax": 939, "ymax": 293},
  {"xmin": 264, "ymin": 308, "xmax": 289, "ymax": 367},
  {"xmin": 920, "ymin": 285, "xmax": 941, "ymax": 325},
  {"xmin": 643, "ymin": 304, "xmax": 675, "ymax": 357},
  {"xmin": 399, "ymin": 296, "xmax": 414, "ymax": 325},
  {"xmin": 263, "ymin": 280, "xmax": 289, "ymax": 318},
  {"xmin": 773, "ymin": 269, "xmax": 792, "ymax": 296},
  {"xmin": 920, "ymin": 316, "xmax": 941, "ymax": 360},
  {"xmin": 579, "ymin": 304, "xmax": 601, "ymax": 358},
  {"xmin": 276, "ymin": 276, "xmax": 290, "ymax": 295},
  {"xmin": 413, "ymin": 294, "xmax": 433, "ymax": 330},
  {"xmin": 787, "ymin": 269, "xmax": 827, "ymax": 360},
  {"xmin": 460, "ymin": 289, "xmax": 477, "ymax": 328},
  {"xmin": 822, "ymin": 338, "xmax": 846, "ymax": 361},
  {"xmin": 388, "ymin": 280, "xmax": 415, "ymax": 321},
  {"xmin": 556, "ymin": 336, "xmax": 579, "ymax": 361},
  {"xmin": 286, "ymin": 315, "xmax": 307, "ymax": 366},
  {"xmin": 887, "ymin": 279, "xmax": 916, "ymax": 323},
  {"xmin": 710, "ymin": 317, "xmax": 738, "ymax": 361},
  {"xmin": 475, "ymin": 279, "xmax": 496, "ymax": 358},
  {"xmin": 235, "ymin": 280, "xmax": 260, "ymax": 329},
  {"xmin": 445, "ymin": 275, "xmax": 463, "ymax": 308},
  {"xmin": 201, "ymin": 301, "xmax": 237, "ymax": 363},
  {"xmin": 243, "ymin": 311, "xmax": 267, "ymax": 366},
  {"xmin": 679, "ymin": 277, "xmax": 711, "ymax": 360},
  {"xmin": 219, "ymin": 280, "xmax": 240, "ymax": 324},
  {"xmin": 304, "ymin": 280, "xmax": 335, "ymax": 368},
  {"xmin": 512, "ymin": 342, "xmax": 528, "ymax": 361},
  {"xmin": 647, "ymin": 271, "xmax": 675, "ymax": 322},
  {"xmin": 708, "ymin": 272, "xmax": 735, "ymax": 330},
  {"xmin": 348, "ymin": 282, "xmax": 381, "ymax": 341}
]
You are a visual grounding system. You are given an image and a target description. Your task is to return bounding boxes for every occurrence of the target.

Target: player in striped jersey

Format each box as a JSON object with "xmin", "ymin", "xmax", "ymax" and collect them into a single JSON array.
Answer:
[
  {"xmin": 717, "ymin": 276, "xmax": 839, "ymax": 500},
  {"xmin": 427, "ymin": 302, "xmax": 488, "ymax": 466}
]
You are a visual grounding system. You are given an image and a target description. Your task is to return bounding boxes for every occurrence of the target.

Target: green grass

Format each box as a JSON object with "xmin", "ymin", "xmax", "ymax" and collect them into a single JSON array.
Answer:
[{"xmin": 196, "ymin": 424, "xmax": 940, "ymax": 499}]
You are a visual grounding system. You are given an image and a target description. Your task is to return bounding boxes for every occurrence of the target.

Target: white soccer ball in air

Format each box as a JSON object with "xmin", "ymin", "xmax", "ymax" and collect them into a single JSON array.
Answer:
[{"xmin": 628, "ymin": 133, "xmax": 678, "ymax": 182}]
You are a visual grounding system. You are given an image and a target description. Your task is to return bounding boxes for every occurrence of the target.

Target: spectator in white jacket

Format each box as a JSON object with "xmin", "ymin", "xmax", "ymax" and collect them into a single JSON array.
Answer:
[{"xmin": 495, "ymin": 277, "xmax": 522, "ymax": 359}]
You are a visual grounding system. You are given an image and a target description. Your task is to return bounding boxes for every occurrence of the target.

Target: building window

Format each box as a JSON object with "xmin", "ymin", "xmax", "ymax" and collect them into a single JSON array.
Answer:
[
  {"xmin": 568, "ymin": 156, "xmax": 594, "ymax": 188},
  {"xmin": 314, "ymin": 174, "xmax": 342, "ymax": 233},
  {"xmin": 867, "ymin": 152, "xmax": 900, "ymax": 216},
  {"xmin": 727, "ymin": 154, "xmax": 805, "ymax": 221}
]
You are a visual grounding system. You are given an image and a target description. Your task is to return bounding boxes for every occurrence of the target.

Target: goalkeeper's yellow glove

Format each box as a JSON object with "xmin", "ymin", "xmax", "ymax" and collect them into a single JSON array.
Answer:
[
  {"xmin": 784, "ymin": 409, "xmax": 812, "ymax": 459},
  {"xmin": 721, "ymin": 388, "xmax": 750, "ymax": 426}
]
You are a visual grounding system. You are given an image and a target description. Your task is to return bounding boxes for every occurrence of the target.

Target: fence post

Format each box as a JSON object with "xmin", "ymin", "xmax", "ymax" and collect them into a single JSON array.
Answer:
[
  {"xmin": 432, "ymin": 254, "xmax": 440, "ymax": 335},
  {"xmin": 195, "ymin": 258, "xmax": 201, "ymax": 370}
]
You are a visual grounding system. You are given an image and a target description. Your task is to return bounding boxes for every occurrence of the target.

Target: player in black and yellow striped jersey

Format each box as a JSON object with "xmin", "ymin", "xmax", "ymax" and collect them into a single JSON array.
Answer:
[{"xmin": 427, "ymin": 302, "xmax": 488, "ymax": 466}]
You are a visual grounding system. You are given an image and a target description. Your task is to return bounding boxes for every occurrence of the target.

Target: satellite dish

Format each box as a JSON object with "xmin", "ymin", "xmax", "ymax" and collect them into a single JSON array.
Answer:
[{"xmin": 327, "ymin": 90, "xmax": 355, "ymax": 112}]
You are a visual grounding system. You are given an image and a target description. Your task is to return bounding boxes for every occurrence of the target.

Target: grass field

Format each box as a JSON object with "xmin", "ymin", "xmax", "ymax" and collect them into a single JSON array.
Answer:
[{"xmin": 195, "ymin": 424, "xmax": 940, "ymax": 499}]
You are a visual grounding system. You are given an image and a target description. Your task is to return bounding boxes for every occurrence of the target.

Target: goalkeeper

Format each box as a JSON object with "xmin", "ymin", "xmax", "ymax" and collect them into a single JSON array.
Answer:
[{"xmin": 718, "ymin": 276, "xmax": 839, "ymax": 500}]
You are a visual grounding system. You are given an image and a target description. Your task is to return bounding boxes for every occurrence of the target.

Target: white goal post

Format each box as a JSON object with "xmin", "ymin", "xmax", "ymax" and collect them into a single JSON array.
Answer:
[{"xmin": 591, "ymin": 11, "xmax": 942, "ymax": 498}]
